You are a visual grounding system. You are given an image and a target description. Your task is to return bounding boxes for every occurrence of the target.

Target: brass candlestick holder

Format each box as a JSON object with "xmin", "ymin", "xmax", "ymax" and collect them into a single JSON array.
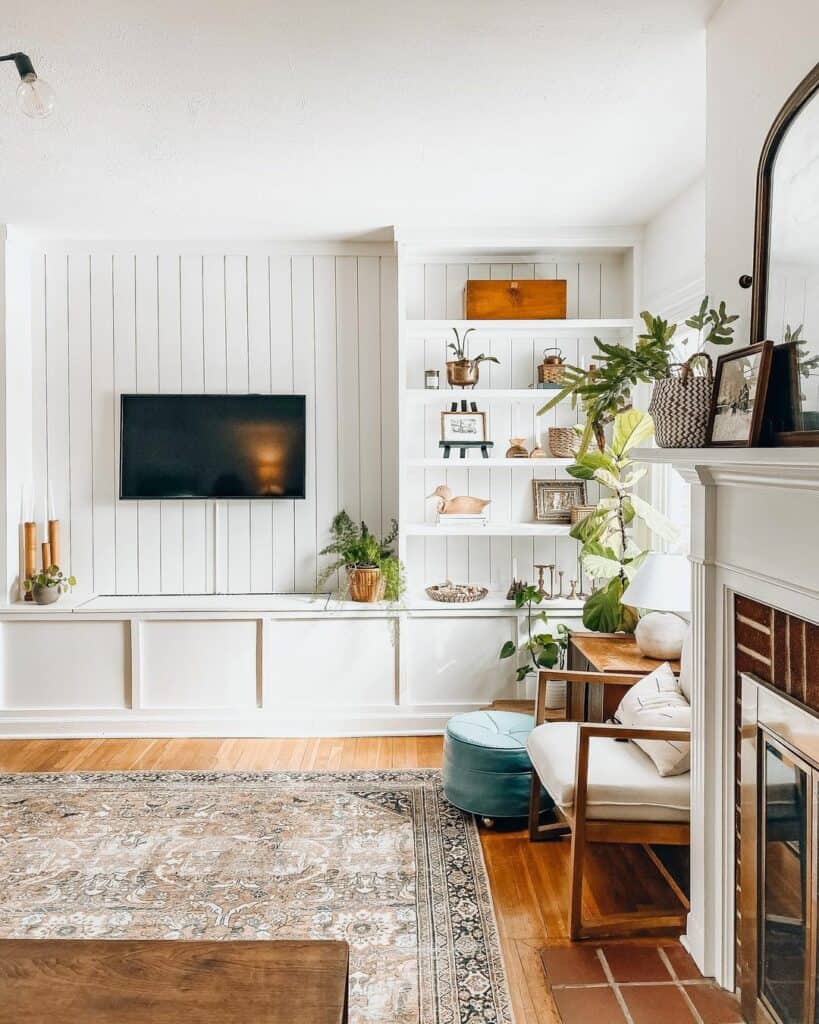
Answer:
[{"xmin": 533, "ymin": 563, "xmax": 555, "ymax": 599}]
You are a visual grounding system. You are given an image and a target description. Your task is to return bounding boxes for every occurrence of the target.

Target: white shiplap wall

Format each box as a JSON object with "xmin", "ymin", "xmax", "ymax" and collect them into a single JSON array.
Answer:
[
  {"xmin": 403, "ymin": 256, "xmax": 630, "ymax": 592},
  {"xmin": 30, "ymin": 247, "xmax": 397, "ymax": 595}
]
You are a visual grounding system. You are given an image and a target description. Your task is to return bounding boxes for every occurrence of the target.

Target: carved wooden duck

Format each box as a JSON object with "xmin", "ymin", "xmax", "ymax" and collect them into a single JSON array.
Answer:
[{"xmin": 426, "ymin": 485, "xmax": 491, "ymax": 515}]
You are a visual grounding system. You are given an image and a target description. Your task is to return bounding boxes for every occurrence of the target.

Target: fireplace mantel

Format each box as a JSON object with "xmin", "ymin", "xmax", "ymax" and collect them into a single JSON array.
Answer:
[
  {"xmin": 634, "ymin": 447, "xmax": 819, "ymax": 491},
  {"xmin": 631, "ymin": 445, "xmax": 819, "ymax": 993}
]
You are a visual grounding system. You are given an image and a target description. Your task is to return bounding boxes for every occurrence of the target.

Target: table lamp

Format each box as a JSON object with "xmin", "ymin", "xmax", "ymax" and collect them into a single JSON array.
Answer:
[{"xmin": 621, "ymin": 553, "xmax": 691, "ymax": 659}]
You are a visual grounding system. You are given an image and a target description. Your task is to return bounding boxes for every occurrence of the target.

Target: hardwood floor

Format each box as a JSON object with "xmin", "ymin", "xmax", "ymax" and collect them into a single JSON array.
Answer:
[{"xmin": 0, "ymin": 737, "xmax": 685, "ymax": 1024}]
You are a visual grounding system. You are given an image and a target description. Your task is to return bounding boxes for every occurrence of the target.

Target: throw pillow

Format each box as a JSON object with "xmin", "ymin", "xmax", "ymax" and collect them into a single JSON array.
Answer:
[{"xmin": 615, "ymin": 662, "xmax": 691, "ymax": 777}]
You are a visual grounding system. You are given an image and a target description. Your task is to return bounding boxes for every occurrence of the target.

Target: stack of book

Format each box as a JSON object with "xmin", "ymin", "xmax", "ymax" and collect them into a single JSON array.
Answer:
[{"xmin": 437, "ymin": 512, "xmax": 488, "ymax": 528}]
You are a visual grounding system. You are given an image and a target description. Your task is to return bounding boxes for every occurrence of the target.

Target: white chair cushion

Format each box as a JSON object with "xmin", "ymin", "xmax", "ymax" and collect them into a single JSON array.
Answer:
[
  {"xmin": 526, "ymin": 721, "xmax": 690, "ymax": 822},
  {"xmin": 615, "ymin": 662, "xmax": 691, "ymax": 777}
]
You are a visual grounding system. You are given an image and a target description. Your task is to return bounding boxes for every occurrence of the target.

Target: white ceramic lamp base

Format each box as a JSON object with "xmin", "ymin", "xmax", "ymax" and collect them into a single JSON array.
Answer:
[{"xmin": 634, "ymin": 612, "xmax": 688, "ymax": 660}]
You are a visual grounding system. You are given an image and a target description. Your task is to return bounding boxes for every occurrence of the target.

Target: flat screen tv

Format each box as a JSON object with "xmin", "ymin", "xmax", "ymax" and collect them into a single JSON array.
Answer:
[{"xmin": 120, "ymin": 394, "xmax": 306, "ymax": 500}]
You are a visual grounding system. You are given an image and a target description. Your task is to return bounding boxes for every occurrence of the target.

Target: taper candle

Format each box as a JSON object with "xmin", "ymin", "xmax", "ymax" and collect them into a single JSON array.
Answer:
[
  {"xmin": 41, "ymin": 541, "xmax": 52, "ymax": 572},
  {"xmin": 48, "ymin": 520, "xmax": 60, "ymax": 568},
  {"xmin": 47, "ymin": 481, "xmax": 55, "ymax": 521},
  {"xmin": 512, "ymin": 557, "xmax": 518, "ymax": 582}
]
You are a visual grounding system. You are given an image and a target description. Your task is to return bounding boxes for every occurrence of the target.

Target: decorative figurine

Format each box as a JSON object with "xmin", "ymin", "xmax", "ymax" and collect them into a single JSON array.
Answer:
[
  {"xmin": 505, "ymin": 438, "xmax": 529, "ymax": 458},
  {"xmin": 556, "ymin": 570, "xmax": 565, "ymax": 599},
  {"xmin": 427, "ymin": 485, "xmax": 491, "ymax": 516},
  {"xmin": 533, "ymin": 563, "xmax": 555, "ymax": 599},
  {"xmin": 567, "ymin": 578, "xmax": 578, "ymax": 600}
]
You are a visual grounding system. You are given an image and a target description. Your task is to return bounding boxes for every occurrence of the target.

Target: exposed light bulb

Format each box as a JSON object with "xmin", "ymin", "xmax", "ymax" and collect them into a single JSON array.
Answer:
[{"xmin": 17, "ymin": 73, "xmax": 55, "ymax": 118}]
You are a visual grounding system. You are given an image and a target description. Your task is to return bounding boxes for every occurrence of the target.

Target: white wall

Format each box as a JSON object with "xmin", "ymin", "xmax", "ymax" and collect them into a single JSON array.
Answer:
[
  {"xmin": 642, "ymin": 177, "xmax": 705, "ymax": 319},
  {"xmin": 706, "ymin": 0, "xmax": 819, "ymax": 345},
  {"xmin": 18, "ymin": 244, "xmax": 397, "ymax": 596}
]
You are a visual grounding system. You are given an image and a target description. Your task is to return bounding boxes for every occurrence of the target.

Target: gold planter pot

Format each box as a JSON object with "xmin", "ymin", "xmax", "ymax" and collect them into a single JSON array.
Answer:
[
  {"xmin": 346, "ymin": 565, "xmax": 385, "ymax": 602},
  {"xmin": 446, "ymin": 359, "xmax": 480, "ymax": 388}
]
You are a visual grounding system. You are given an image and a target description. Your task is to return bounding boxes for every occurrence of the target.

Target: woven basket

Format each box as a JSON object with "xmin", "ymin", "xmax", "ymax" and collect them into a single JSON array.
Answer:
[
  {"xmin": 570, "ymin": 504, "xmax": 596, "ymax": 525},
  {"xmin": 548, "ymin": 426, "xmax": 580, "ymax": 459},
  {"xmin": 648, "ymin": 354, "xmax": 713, "ymax": 448},
  {"xmin": 425, "ymin": 582, "xmax": 488, "ymax": 603},
  {"xmin": 347, "ymin": 566, "xmax": 385, "ymax": 602}
]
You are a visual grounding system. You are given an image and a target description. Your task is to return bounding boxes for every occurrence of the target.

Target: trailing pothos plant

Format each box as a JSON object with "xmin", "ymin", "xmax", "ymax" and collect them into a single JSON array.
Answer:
[
  {"xmin": 317, "ymin": 510, "xmax": 406, "ymax": 601},
  {"xmin": 498, "ymin": 584, "xmax": 569, "ymax": 682},
  {"xmin": 538, "ymin": 297, "xmax": 739, "ymax": 453},
  {"xmin": 567, "ymin": 409, "xmax": 678, "ymax": 633}
]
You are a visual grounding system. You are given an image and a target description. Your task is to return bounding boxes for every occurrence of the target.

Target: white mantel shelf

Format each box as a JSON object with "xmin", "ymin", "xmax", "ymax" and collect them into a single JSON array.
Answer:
[{"xmin": 634, "ymin": 447, "xmax": 819, "ymax": 491}]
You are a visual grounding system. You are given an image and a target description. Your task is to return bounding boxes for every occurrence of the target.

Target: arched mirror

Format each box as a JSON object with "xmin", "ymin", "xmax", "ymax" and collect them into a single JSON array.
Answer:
[{"xmin": 751, "ymin": 63, "xmax": 819, "ymax": 445}]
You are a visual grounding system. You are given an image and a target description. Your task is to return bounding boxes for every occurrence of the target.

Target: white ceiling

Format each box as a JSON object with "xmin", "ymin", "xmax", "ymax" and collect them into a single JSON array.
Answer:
[{"xmin": 2, "ymin": 0, "xmax": 716, "ymax": 240}]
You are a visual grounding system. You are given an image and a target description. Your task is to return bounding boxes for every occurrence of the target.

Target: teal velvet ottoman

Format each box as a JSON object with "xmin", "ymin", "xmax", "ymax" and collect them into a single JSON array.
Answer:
[{"xmin": 442, "ymin": 710, "xmax": 546, "ymax": 825}]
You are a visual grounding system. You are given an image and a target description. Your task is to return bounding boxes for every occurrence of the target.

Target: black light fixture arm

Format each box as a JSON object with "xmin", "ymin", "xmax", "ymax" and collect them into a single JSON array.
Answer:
[{"xmin": 0, "ymin": 52, "xmax": 37, "ymax": 80}]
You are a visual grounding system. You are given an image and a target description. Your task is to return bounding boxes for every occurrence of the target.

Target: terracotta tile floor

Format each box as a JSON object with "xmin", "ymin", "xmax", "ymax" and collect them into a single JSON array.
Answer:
[{"xmin": 542, "ymin": 942, "xmax": 745, "ymax": 1024}]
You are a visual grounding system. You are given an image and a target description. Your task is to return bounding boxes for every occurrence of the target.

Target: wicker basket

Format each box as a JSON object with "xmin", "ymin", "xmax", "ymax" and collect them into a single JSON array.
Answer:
[
  {"xmin": 425, "ymin": 582, "xmax": 488, "ymax": 603},
  {"xmin": 537, "ymin": 347, "xmax": 566, "ymax": 385},
  {"xmin": 648, "ymin": 354, "xmax": 713, "ymax": 448},
  {"xmin": 347, "ymin": 566, "xmax": 385, "ymax": 602},
  {"xmin": 548, "ymin": 426, "xmax": 580, "ymax": 459},
  {"xmin": 570, "ymin": 504, "xmax": 596, "ymax": 525}
]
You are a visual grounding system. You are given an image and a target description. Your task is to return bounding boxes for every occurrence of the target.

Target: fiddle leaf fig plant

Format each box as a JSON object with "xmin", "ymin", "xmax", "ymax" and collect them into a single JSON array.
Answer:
[
  {"xmin": 448, "ymin": 327, "xmax": 500, "ymax": 367},
  {"xmin": 499, "ymin": 584, "xmax": 569, "ymax": 683},
  {"xmin": 567, "ymin": 409, "xmax": 678, "ymax": 633}
]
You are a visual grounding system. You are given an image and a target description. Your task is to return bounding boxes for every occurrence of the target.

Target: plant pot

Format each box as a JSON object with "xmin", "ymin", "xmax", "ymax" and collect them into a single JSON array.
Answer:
[
  {"xmin": 446, "ymin": 359, "xmax": 480, "ymax": 388},
  {"xmin": 346, "ymin": 565, "xmax": 385, "ymax": 603},
  {"xmin": 544, "ymin": 679, "xmax": 567, "ymax": 711},
  {"xmin": 32, "ymin": 584, "xmax": 60, "ymax": 605},
  {"xmin": 648, "ymin": 355, "xmax": 713, "ymax": 448}
]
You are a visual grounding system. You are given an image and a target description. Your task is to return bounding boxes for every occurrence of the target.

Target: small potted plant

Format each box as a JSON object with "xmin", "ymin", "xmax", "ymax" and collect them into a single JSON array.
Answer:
[
  {"xmin": 318, "ymin": 511, "xmax": 405, "ymax": 603},
  {"xmin": 499, "ymin": 584, "xmax": 569, "ymax": 706},
  {"xmin": 446, "ymin": 327, "xmax": 500, "ymax": 388},
  {"xmin": 24, "ymin": 565, "xmax": 77, "ymax": 605}
]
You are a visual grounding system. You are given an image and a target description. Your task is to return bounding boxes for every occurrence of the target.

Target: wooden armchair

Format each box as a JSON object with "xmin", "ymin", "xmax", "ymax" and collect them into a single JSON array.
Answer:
[{"xmin": 527, "ymin": 669, "xmax": 691, "ymax": 940}]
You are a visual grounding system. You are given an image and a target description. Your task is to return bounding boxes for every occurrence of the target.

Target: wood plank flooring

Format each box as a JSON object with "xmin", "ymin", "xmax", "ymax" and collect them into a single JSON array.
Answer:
[{"xmin": 0, "ymin": 737, "xmax": 684, "ymax": 1024}]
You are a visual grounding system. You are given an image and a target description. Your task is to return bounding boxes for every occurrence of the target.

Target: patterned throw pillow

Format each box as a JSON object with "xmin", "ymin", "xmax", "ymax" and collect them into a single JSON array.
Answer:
[{"xmin": 615, "ymin": 662, "xmax": 691, "ymax": 777}]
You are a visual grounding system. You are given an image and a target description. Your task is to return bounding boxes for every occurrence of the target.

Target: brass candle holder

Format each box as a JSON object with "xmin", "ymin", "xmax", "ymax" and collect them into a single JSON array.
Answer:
[{"xmin": 23, "ymin": 521, "xmax": 37, "ymax": 600}]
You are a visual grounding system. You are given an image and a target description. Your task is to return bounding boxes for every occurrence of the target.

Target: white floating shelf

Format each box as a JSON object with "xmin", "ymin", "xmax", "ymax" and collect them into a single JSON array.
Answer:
[
  {"xmin": 405, "ymin": 318, "xmax": 633, "ymax": 335},
  {"xmin": 406, "ymin": 457, "xmax": 573, "ymax": 468},
  {"xmin": 405, "ymin": 522, "xmax": 573, "ymax": 537},
  {"xmin": 405, "ymin": 388, "xmax": 561, "ymax": 403}
]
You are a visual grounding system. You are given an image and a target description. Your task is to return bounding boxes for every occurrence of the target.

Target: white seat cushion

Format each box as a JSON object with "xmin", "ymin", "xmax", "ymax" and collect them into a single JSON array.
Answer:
[{"xmin": 527, "ymin": 721, "xmax": 690, "ymax": 822}]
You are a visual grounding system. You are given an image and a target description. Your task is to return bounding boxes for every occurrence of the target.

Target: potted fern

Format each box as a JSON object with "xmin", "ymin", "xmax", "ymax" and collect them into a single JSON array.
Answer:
[
  {"xmin": 318, "ymin": 511, "xmax": 405, "ymax": 603},
  {"xmin": 446, "ymin": 328, "xmax": 500, "ymax": 388}
]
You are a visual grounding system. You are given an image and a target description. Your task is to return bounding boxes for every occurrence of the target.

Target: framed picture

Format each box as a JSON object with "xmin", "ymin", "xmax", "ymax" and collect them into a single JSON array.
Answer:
[
  {"xmin": 440, "ymin": 411, "xmax": 487, "ymax": 444},
  {"xmin": 707, "ymin": 341, "xmax": 773, "ymax": 447},
  {"xmin": 532, "ymin": 480, "xmax": 587, "ymax": 523}
]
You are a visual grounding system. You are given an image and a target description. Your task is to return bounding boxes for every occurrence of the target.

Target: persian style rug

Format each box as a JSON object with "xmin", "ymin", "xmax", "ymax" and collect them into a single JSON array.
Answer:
[{"xmin": 0, "ymin": 769, "xmax": 512, "ymax": 1024}]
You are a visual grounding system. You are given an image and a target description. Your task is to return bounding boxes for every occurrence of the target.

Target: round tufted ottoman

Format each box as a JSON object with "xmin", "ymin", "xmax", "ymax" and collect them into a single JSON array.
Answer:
[{"xmin": 442, "ymin": 710, "xmax": 548, "ymax": 825}]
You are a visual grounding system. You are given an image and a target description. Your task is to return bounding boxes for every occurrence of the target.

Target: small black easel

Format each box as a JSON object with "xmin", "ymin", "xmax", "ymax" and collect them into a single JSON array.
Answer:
[{"xmin": 439, "ymin": 400, "xmax": 494, "ymax": 459}]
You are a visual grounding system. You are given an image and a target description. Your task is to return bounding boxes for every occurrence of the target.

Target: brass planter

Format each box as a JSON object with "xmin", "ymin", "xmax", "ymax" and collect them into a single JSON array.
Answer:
[
  {"xmin": 446, "ymin": 359, "xmax": 480, "ymax": 389},
  {"xmin": 346, "ymin": 565, "xmax": 385, "ymax": 602}
]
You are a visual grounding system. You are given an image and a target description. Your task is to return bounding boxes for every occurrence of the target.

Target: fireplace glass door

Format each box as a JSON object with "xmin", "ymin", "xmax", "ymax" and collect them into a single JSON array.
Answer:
[{"xmin": 760, "ymin": 737, "xmax": 813, "ymax": 1024}]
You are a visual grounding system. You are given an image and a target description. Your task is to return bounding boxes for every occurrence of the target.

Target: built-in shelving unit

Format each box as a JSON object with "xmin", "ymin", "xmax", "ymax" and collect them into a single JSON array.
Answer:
[{"xmin": 396, "ymin": 234, "xmax": 640, "ymax": 596}]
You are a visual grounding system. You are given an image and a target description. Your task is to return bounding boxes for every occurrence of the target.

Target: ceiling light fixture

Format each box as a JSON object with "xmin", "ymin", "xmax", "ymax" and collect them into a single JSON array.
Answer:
[{"xmin": 0, "ymin": 52, "xmax": 55, "ymax": 118}]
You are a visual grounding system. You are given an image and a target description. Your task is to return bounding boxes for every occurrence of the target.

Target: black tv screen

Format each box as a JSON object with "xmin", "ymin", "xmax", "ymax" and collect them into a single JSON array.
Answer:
[{"xmin": 120, "ymin": 394, "xmax": 306, "ymax": 500}]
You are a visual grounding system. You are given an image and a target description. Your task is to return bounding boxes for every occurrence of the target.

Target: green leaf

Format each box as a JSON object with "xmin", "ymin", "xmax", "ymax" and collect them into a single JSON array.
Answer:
[
  {"xmin": 499, "ymin": 640, "xmax": 517, "ymax": 660},
  {"xmin": 628, "ymin": 493, "xmax": 679, "ymax": 543},
  {"xmin": 612, "ymin": 409, "xmax": 655, "ymax": 457},
  {"xmin": 515, "ymin": 666, "xmax": 532, "ymax": 682},
  {"xmin": 567, "ymin": 463, "xmax": 595, "ymax": 480},
  {"xmin": 582, "ymin": 554, "xmax": 624, "ymax": 581},
  {"xmin": 582, "ymin": 579, "xmax": 624, "ymax": 633},
  {"xmin": 592, "ymin": 468, "xmax": 622, "ymax": 492},
  {"xmin": 536, "ymin": 643, "xmax": 560, "ymax": 668}
]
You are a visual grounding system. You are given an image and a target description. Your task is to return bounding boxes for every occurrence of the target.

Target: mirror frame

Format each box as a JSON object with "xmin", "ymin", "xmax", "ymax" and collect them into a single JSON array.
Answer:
[{"xmin": 751, "ymin": 62, "xmax": 819, "ymax": 446}]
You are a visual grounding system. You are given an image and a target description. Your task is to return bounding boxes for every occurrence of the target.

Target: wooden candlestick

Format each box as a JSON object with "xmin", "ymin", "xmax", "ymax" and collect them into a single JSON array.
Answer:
[
  {"xmin": 41, "ymin": 541, "xmax": 52, "ymax": 572},
  {"xmin": 24, "ymin": 522, "xmax": 37, "ymax": 601},
  {"xmin": 48, "ymin": 520, "xmax": 60, "ymax": 569}
]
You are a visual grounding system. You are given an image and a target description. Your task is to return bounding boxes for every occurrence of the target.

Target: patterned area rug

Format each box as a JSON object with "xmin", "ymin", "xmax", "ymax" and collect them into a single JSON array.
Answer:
[{"xmin": 0, "ymin": 769, "xmax": 512, "ymax": 1024}]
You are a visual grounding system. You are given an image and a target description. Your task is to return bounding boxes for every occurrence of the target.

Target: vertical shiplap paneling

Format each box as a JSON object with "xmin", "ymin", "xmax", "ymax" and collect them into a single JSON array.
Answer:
[
  {"xmin": 45, "ymin": 254, "xmax": 71, "ymax": 573},
  {"xmin": 112, "ymin": 254, "xmax": 139, "ymax": 593},
  {"xmin": 422, "ymin": 264, "xmax": 447, "ymax": 585},
  {"xmin": 291, "ymin": 256, "xmax": 316, "ymax": 592},
  {"xmin": 67, "ymin": 255, "xmax": 94, "ymax": 589},
  {"xmin": 202, "ymin": 255, "xmax": 227, "ymax": 591},
  {"xmin": 336, "ymin": 257, "xmax": 360, "ymax": 524},
  {"xmin": 379, "ymin": 256, "xmax": 399, "ymax": 534},
  {"xmin": 269, "ymin": 255, "xmax": 295, "ymax": 592},
  {"xmin": 157, "ymin": 253, "xmax": 184, "ymax": 594},
  {"xmin": 357, "ymin": 257, "xmax": 382, "ymax": 533},
  {"xmin": 134, "ymin": 253, "xmax": 161, "ymax": 593},
  {"xmin": 179, "ymin": 254, "xmax": 208, "ymax": 593},
  {"xmin": 30, "ymin": 253, "xmax": 47, "ymax": 552},
  {"xmin": 247, "ymin": 255, "xmax": 274, "ymax": 593},
  {"xmin": 90, "ymin": 253, "xmax": 116, "ymax": 594},
  {"xmin": 313, "ymin": 256, "xmax": 338, "ymax": 591},
  {"xmin": 225, "ymin": 255, "xmax": 251, "ymax": 593}
]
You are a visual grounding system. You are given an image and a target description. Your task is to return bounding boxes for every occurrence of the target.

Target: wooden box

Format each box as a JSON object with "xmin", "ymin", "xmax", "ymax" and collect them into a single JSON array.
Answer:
[{"xmin": 465, "ymin": 279, "xmax": 567, "ymax": 320}]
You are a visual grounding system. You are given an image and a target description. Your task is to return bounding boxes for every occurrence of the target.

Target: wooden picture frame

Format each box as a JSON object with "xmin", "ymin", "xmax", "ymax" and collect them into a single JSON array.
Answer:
[
  {"xmin": 707, "ymin": 341, "xmax": 773, "ymax": 448},
  {"xmin": 440, "ymin": 411, "xmax": 487, "ymax": 444},
  {"xmin": 532, "ymin": 480, "xmax": 586, "ymax": 523}
]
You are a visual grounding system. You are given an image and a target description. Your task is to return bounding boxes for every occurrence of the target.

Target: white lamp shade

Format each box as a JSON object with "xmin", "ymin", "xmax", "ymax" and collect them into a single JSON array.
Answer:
[{"xmin": 621, "ymin": 553, "xmax": 691, "ymax": 614}]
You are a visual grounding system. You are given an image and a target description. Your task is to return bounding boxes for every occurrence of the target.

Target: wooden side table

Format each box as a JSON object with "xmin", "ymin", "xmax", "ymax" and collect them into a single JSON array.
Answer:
[{"xmin": 568, "ymin": 632, "xmax": 681, "ymax": 722}]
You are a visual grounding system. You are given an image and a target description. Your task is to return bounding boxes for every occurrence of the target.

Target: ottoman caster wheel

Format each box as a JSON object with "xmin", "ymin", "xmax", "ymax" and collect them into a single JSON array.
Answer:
[{"xmin": 481, "ymin": 817, "xmax": 495, "ymax": 829}]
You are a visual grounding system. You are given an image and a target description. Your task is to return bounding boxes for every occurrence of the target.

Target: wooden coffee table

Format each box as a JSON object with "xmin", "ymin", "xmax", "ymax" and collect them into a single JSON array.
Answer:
[{"xmin": 0, "ymin": 939, "xmax": 349, "ymax": 1024}]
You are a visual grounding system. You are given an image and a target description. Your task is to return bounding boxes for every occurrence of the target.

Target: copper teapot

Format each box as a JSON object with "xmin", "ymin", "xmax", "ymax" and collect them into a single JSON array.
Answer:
[{"xmin": 538, "ymin": 347, "xmax": 565, "ymax": 385}]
